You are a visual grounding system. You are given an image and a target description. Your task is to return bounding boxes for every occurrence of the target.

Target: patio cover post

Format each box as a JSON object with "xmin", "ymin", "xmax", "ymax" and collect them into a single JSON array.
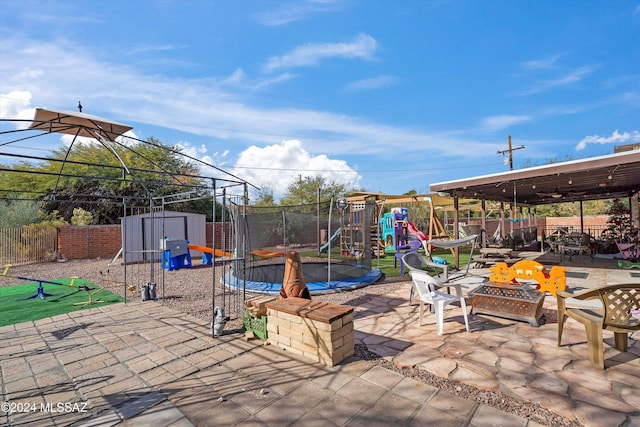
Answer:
[
  {"xmin": 500, "ymin": 202, "xmax": 505, "ymax": 244},
  {"xmin": 481, "ymin": 199, "xmax": 487, "ymax": 249},
  {"xmin": 454, "ymin": 196, "xmax": 459, "ymax": 269}
]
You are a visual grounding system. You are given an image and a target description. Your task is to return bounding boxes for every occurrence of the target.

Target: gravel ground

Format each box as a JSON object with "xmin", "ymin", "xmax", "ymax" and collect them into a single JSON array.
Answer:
[{"xmin": 1, "ymin": 258, "xmax": 578, "ymax": 426}]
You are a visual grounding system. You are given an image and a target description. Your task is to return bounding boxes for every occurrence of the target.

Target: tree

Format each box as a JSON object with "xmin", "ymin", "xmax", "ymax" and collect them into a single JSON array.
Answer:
[
  {"xmin": 0, "ymin": 138, "xmax": 213, "ymax": 223},
  {"xmin": 534, "ymin": 200, "xmax": 611, "ymax": 217},
  {"xmin": 601, "ymin": 199, "xmax": 637, "ymax": 242},
  {"xmin": 279, "ymin": 176, "xmax": 353, "ymax": 209},
  {"xmin": 0, "ymin": 200, "xmax": 44, "ymax": 227},
  {"xmin": 71, "ymin": 207, "xmax": 94, "ymax": 226},
  {"xmin": 252, "ymin": 189, "xmax": 277, "ymax": 207}
]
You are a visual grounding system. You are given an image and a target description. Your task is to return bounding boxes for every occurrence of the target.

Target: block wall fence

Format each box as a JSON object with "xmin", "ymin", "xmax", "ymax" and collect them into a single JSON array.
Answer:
[
  {"xmin": 54, "ymin": 215, "xmax": 625, "ymax": 261},
  {"xmin": 57, "ymin": 223, "xmax": 232, "ymax": 261}
]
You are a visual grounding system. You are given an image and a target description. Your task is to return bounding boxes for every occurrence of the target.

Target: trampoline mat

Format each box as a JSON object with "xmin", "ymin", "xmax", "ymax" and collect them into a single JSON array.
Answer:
[{"xmin": 224, "ymin": 262, "xmax": 383, "ymax": 295}]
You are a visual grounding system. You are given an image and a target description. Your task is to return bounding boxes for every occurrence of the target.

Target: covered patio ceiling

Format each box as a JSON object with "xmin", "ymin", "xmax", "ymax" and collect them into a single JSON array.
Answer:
[{"xmin": 430, "ymin": 149, "xmax": 640, "ymax": 206}]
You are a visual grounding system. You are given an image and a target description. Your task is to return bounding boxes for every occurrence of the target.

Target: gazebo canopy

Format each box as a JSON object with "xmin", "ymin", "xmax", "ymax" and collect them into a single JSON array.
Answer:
[
  {"xmin": 29, "ymin": 108, "xmax": 133, "ymax": 141},
  {"xmin": 430, "ymin": 149, "xmax": 640, "ymax": 206}
]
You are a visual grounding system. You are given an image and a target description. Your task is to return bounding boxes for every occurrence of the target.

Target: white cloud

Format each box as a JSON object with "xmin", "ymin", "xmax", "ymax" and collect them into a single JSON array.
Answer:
[
  {"xmin": 59, "ymin": 130, "xmax": 139, "ymax": 148},
  {"xmin": 519, "ymin": 65, "xmax": 599, "ymax": 95},
  {"xmin": 230, "ymin": 139, "xmax": 360, "ymax": 198},
  {"xmin": 222, "ymin": 68, "xmax": 296, "ymax": 90},
  {"xmin": 520, "ymin": 54, "xmax": 564, "ymax": 70},
  {"xmin": 256, "ymin": 0, "xmax": 341, "ymax": 26},
  {"xmin": 0, "ymin": 91, "xmax": 34, "ymax": 129},
  {"xmin": 0, "ymin": 34, "xmax": 498, "ymax": 180},
  {"xmin": 576, "ymin": 129, "xmax": 640, "ymax": 150},
  {"xmin": 263, "ymin": 33, "xmax": 377, "ymax": 73},
  {"xmin": 124, "ymin": 44, "xmax": 187, "ymax": 56},
  {"xmin": 480, "ymin": 115, "xmax": 534, "ymax": 131},
  {"xmin": 345, "ymin": 75, "xmax": 397, "ymax": 92}
]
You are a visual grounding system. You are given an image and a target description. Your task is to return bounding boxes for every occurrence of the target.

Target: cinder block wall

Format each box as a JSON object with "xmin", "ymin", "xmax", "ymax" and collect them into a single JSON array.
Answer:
[
  {"xmin": 57, "ymin": 223, "xmax": 232, "ymax": 260},
  {"xmin": 57, "ymin": 225, "xmax": 121, "ymax": 260}
]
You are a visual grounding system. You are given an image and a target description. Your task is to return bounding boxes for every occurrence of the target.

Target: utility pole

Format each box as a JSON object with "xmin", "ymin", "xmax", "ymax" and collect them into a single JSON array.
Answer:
[{"xmin": 497, "ymin": 135, "xmax": 525, "ymax": 171}]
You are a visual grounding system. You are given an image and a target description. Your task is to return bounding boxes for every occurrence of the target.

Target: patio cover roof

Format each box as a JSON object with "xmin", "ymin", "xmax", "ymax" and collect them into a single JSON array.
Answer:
[
  {"xmin": 29, "ymin": 108, "xmax": 133, "ymax": 142},
  {"xmin": 430, "ymin": 149, "xmax": 640, "ymax": 206},
  {"xmin": 346, "ymin": 191, "xmax": 480, "ymax": 208}
]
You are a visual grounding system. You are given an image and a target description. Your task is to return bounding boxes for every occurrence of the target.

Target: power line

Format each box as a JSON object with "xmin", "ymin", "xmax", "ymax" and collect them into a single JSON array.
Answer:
[{"xmin": 229, "ymin": 162, "xmax": 504, "ymax": 173}]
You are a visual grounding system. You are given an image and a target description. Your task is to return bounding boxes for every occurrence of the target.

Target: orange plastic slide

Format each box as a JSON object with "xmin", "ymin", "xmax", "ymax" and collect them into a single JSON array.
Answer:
[
  {"xmin": 187, "ymin": 244, "xmax": 233, "ymax": 258},
  {"xmin": 250, "ymin": 249, "xmax": 285, "ymax": 259}
]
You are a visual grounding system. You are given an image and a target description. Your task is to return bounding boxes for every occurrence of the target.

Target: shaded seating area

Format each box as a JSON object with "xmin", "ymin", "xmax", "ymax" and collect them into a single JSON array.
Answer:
[
  {"xmin": 556, "ymin": 283, "xmax": 640, "ymax": 369},
  {"xmin": 561, "ymin": 233, "xmax": 594, "ymax": 262},
  {"xmin": 472, "ymin": 247, "xmax": 522, "ymax": 268}
]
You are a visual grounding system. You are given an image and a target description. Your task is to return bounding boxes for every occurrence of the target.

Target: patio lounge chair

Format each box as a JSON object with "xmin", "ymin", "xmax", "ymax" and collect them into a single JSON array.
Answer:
[
  {"xmin": 402, "ymin": 252, "xmax": 449, "ymax": 305},
  {"xmin": 426, "ymin": 234, "xmax": 479, "ymax": 282},
  {"xmin": 556, "ymin": 284, "xmax": 640, "ymax": 369},
  {"xmin": 409, "ymin": 269, "xmax": 470, "ymax": 335}
]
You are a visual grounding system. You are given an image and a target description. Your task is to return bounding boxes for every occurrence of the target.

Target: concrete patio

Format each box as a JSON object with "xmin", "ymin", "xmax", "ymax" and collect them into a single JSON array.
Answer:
[{"xmin": 1, "ymin": 253, "xmax": 639, "ymax": 426}]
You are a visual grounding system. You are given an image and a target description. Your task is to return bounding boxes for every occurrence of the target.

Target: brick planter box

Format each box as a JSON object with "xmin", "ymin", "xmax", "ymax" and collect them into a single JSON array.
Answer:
[{"xmin": 266, "ymin": 297, "xmax": 354, "ymax": 366}]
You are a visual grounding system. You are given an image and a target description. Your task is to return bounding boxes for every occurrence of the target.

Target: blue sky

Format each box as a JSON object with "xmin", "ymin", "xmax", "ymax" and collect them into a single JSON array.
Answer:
[{"xmin": 1, "ymin": 0, "xmax": 639, "ymax": 201}]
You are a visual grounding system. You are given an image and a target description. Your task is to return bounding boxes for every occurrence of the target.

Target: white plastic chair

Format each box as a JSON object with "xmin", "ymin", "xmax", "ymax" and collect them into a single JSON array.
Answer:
[
  {"xmin": 402, "ymin": 252, "xmax": 449, "ymax": 305},
  {"xmin": 409, "ymin": 269, "xmax": 470, "ymax": 335}
]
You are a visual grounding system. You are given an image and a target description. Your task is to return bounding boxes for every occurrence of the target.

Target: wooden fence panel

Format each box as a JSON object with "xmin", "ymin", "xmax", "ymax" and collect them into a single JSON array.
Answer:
[{"xmin": 0, "ymin": 226, "xmax": 58, "ymax": 266}]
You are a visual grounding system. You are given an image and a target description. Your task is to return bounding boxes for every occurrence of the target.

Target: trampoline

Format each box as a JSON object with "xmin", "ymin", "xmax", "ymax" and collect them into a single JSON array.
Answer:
[{"xmin": 223, "ymin": 262, "xmax": 383, "ymax": 295}]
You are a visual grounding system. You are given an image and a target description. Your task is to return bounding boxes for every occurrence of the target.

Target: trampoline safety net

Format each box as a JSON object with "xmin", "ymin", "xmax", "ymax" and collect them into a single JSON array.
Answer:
[{"xmin": 229, "ymin": 200, "xmax": 380, "ymax": 294}]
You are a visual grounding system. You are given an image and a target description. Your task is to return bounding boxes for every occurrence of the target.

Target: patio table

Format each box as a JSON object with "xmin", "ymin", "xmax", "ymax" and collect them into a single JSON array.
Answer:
[{"xmin": 472, "ymin": 247, "xmax": 520, "ymax": 268}]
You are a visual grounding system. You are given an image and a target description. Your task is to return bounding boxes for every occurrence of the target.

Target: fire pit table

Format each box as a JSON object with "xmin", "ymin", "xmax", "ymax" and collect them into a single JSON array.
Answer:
[{"xmin": 468, "ymin": 283, "xmax": 545, "ymax": 327}]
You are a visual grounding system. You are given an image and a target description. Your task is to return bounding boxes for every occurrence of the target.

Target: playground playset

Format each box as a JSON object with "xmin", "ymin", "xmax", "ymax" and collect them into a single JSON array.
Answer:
[
  {"xmin": 380, "ymin": 207, "xmax": 427, "ymax": 252},
  {"xmin": 377, "ymin": 205, "xmax": 454, "ymax": 273}
]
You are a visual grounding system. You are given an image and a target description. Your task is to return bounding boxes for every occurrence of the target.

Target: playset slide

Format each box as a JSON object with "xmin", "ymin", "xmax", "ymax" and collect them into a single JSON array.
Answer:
[
  {"xmin": 407, "ymin": 221, "xmax": 428, "ymax": 245},
  {"xmin": 405, "ymin": 222, "xmax": 448, "ymax": 264},
  {"xmin": 319, "ymin": 227, "xmax": 341, "ymax": 253},
  {"xmin": 250, "ymin": 249, "xmax": 286, "ymax": 259},
  {"xmin": 187, "ymin": 244, "xmax": 233, "ymax": 258}
]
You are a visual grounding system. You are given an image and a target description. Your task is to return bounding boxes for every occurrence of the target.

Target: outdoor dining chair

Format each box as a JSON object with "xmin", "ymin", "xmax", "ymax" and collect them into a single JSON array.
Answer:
[
  {"xmin": 402, "ymin": 252, "xmax": 449, "ymax": 305},
  {"xmin": 557, "ymin": 283, "xmax": 640, "ymax": 369},
  {"xmin": 409, "ymin": 269, "xmax": 470, "ymax": 335}
]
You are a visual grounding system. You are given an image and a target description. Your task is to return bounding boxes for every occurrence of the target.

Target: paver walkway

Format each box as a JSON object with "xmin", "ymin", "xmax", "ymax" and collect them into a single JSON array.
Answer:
[
  {"xmin": 1, "ymin": 260, "xmax": 639, "ymax": 426},
  {"xmin": 2, "ymin": 301, "xmax": 534, "ymax": 427}
]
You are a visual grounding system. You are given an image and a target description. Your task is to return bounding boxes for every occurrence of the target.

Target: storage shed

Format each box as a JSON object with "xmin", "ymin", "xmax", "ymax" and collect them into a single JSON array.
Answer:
[{"xmin": 121, "ymin": 211, "xmax": 206, "ymax": 263}]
